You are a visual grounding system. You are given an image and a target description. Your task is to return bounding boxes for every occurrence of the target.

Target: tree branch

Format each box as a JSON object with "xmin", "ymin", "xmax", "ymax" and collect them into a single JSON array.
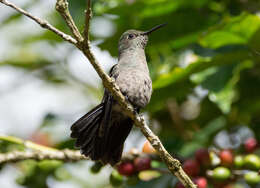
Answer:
[
  {"xmin": 0, "ymin": 135, "xmax": 86, "ymax": 163},
  {"xmin": 83, "ymin": 0, "xmax": 92, "ymax": 46},
  {"xmin": 55, "ymin": 0, "xmax": 83, "ymax": 42},
  {"xmin": 0, "ymin": 149, "xmax": 160, "ymax": 165},
  {"xmin": 0, "ymin": 150, "xmax": 87, "ymax": 164},
  {"xmin": 0, "ymin": 0, "xmax": 77, "ymax": 45},
  {"xmin": 0, "ymin": 1, "xmax": 196, "ymax": 187},
  {"xmin": 0, "ymin": 135, "xmax": 157, "ymax": 164}
]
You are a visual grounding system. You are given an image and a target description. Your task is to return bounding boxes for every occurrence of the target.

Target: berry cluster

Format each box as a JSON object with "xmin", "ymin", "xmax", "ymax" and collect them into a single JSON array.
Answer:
[
  {"xmin": 117, "ymin": 156, "xmax": 152, "ymax": 176},
  {"xmin": 177, "ymin": 137, "xmax": 259, "ymax": 188},
  {"xmin": 109, "ymin": 141, "xmax": 158, "ymax": 186},
  {"xmin": 91, "ymin": 137, "xmax": 259, "ymax": 187}
]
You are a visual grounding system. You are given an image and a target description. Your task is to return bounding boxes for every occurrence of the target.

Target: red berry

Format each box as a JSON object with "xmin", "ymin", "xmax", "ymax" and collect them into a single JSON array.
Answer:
[
  {"xmin": 117, "ymin": 162, "xmax": 135, "ymax": 176},
  {"xmin": 194, "ymin": 177, "xmax": 207, "ymax": 188},
  {"xmin": 133, "ymin": 157, "xmax": 151, "ymax": 171},
  {"xmin": 183, "ymin": 159, "xmax": 200, "ymax": 177},
  {"xmin": 244, "ymin": 138, "xmax": 258, "ymax": 153},
  {"xmin": 219, "ymin": 150, "xmax": 233, "ymax": 166},
  {"xmin": 195, "ymin": 148, "xmax": 210, "ymax": 166}
]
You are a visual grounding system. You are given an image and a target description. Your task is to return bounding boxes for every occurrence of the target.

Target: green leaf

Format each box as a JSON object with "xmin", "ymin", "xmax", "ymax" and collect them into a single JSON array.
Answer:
[
  {"xmin": 146, "ymin": 49, "xmax": 250, "ymax": 113},
  {"xmin": 191, "ymin": 60, "xmax": 253, "ymax": 113},
  {"xmin": 98, "ymin": 0, "xmax": 219, "ymax": 56},
  {"xmin": 153, "ymin": 49, "xmax": 250, "ymax": 89},
  {"xmin": 200, "ymin": 31, "xmax": 246, "ymax": 49},
  {"xmin": 200, "ymin": 13, "xmax": 260, "ymax": 48}
]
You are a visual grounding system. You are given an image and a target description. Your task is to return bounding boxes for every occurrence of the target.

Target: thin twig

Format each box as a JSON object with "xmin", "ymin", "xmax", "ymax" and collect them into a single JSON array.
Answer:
[
  {"xmin": 0, "ymin": 0, "xmax": 77, "ymax": 45},
  {"xmin": 0, "ymin": 149, "xmax": 146, "ymax": 164},
  {"xmin": 83, "ymin": 0, "xmax": 92, "ymax": 46},
  {"xmin": 55, "ymin": 0, "xmax": 83, "ymax": 42},
  {"xmin": 0, "ymin": 1, "xmax": 196, "ymax": 187},
  {"xmin": 0, "ymin": 135, "xmax": 156, "ymax": 164},
  {"xmin": 0, "ymin": 150, "xmax": 87, "ymax": 164}
]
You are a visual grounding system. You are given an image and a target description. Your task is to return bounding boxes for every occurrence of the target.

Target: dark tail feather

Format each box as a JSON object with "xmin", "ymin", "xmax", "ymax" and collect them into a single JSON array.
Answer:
[
  {"xmin": 70, "ymin": 103, "xmax": 104, "ymax": 151},
  {"xmin": 71, "ymin": 104, "xmax": 103, "ymax": 138},
  {"xmin": 71, "ymin": 99, "xmax": 133, "ymax": 165},
  {"xmin": 101, "ymin": 118, "xmax": 133, "ymax": 165},
  {"xmin": 92, "ymin": 94, "xmax": 113, "ymax": 160}
]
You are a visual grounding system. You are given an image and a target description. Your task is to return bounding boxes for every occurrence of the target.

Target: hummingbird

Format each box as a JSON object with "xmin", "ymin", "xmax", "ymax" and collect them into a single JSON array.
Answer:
[{"xmin": 70, "ymin": 23, "xmax": 166, "ymax": 165}]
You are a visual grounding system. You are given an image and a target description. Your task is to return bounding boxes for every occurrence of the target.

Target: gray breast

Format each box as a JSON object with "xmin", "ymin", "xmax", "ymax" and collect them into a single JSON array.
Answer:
[{"xmin": 115, "ymin": 69, "xmax": 152, "ymax": 108}]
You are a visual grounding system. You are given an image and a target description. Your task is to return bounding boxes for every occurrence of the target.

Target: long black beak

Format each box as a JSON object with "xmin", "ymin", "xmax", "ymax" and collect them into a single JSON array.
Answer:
[{"xmin": 142, "ymin": 23, "xmax": 167, "ymax": 35}]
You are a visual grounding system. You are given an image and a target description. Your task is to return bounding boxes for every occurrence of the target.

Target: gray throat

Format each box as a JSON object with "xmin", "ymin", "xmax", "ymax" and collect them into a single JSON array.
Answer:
[{"xmin": 118, "ymin": 48, "xmax": 149, "ymax": 74}]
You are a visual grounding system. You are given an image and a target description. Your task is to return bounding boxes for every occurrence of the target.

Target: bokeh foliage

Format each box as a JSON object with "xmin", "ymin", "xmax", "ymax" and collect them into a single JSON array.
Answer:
[{"xmin": 0, "ymin": 0, "xmax": 260, "ymax": 187}]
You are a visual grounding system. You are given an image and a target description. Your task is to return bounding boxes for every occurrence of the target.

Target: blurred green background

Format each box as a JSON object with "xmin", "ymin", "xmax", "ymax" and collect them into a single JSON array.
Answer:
[{"xmin": 0, "ymin": 0, "xmax": 260, "ymax": 187}]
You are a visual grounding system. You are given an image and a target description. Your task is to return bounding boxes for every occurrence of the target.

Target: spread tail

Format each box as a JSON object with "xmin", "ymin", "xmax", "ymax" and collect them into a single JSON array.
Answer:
[{"xmin": 70, "ymin": 98, "xmax": 133, "ymax": 165}]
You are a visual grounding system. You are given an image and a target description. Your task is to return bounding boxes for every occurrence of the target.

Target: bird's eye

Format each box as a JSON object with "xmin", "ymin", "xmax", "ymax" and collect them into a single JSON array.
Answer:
[{"xmin": 128, "ymin": 34, "xmax": 135, "ymax": 39}]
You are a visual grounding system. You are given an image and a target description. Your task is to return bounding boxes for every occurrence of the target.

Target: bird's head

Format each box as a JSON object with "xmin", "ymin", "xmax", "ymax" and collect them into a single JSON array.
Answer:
[{"xmin": 118, "ymin": 23, "xmax": 167, "ymax": 54}]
